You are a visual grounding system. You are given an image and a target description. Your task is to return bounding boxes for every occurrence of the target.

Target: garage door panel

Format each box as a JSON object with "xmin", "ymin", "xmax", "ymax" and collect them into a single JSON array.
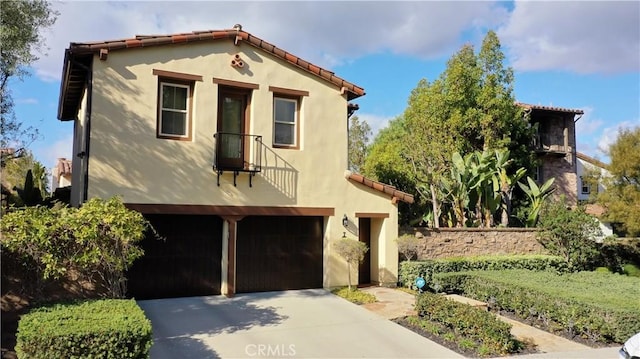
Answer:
[
  {"xmin": 236, "ymin": 216, "xmax": 323, "ymax": 293},
  {"xmin": 127, "ymin": 215, "xmax": 222, "ymax": 299}
]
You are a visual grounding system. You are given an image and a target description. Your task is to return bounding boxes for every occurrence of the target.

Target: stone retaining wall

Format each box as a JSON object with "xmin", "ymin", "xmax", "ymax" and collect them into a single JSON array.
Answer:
[{"xmin": 404, "ymin": 228, "xmax": 547, "ymax": 259}]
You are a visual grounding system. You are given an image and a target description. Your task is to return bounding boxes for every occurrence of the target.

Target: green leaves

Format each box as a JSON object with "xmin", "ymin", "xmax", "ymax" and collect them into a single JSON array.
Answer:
[
  {"xmin": 518, "ymin": 177, "xmax": 556, "ymax": 227},
  {"xmin": 0, "ymin": 196, "xmax": 149, "ymax": 298},
  {"xmin": 333, "ymin": 238, "xmax": 368, "ymax": 290}
]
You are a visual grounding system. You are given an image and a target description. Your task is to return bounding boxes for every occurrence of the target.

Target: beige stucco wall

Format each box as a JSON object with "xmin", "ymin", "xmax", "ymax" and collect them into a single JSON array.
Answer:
[
  {"xmin": 70, "ymin": 88, "xmax": 88, "ymax": 207},
  {"xmin": 84, "ymin": 40, "xmax": 399, "ymax": 288}
]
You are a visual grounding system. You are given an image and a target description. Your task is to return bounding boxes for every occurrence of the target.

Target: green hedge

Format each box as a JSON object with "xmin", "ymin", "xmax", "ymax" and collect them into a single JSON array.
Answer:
[
  {"xmin": 415, "ymin": 292, "xmax": 521, "ymax": 355},
  {"xmin": 399, "ymin": 255, "xmax": 566, "ymax": 288},
  {"xmin": 433, "ymin": 270, "xmax": 640, "ymax": 343},
  {"xmin": 16, "ymin": 299, "xmax": 152, "ymax": 359}
]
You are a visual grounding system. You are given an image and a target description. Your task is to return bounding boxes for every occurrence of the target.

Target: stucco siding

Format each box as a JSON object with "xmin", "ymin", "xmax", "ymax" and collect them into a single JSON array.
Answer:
[{"xmin": 84, "ymin": 40, "xmax": 400, "ymax": 287}]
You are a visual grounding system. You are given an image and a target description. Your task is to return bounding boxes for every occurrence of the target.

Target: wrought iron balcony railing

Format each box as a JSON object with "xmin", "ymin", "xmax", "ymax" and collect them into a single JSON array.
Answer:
[{"xmin": 212, "ymin": 132, "xmax": 262, "ymax": 186}]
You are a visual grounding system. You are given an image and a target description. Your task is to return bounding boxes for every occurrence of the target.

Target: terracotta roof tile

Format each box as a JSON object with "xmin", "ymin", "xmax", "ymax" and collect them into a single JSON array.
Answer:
[
  {"xmin": 517, "ymin": 102, "xmax": 584, "ymax": 115},
  {"xmin": 347, "ymin": 172, "xmax": 414, "ymax": 204},
  {"xmin": 59, "ymin": 26, "xmax": 364, "ymax": 120},
  {"xmin": 585, "ymin": 203, "xmax": 606, "ymax": 217},
  {"xmin": 55, "ymin": 157, "xmax": 72, "ymax": 176}
]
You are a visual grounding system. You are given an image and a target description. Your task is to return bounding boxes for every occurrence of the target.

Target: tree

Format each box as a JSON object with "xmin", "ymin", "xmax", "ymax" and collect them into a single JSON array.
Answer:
[
  {"xmin": 363, "ymin": 116, "xmax": 426, "ymax": 225},
  {"xmin": 538, "ymin": 197, "xmax": 602, "ymax": 270},
  {"xmin": 333, "ymin": 238, "xmax": 368, "ymax": 291},
  {"xmin": 348, "ymin": 115, "xmax": 372, "ymax": 173},
  {"xmin": 396, "ymin": 234, "xmax": 422, "ymax": 262},
  {"xmin": 597, "ymin": 127, "xmax": 640, "ymax": 236},
  {"xmin": 1, "ymin": 0, "xmax": 58, "ymax": 164},
  {"xmin": 364, "ymin": 31, "xmax": 534, "ymax": 228},
  {"xmin": 0, "ymin": 150, "xmax": 49, "ymax": 211}
]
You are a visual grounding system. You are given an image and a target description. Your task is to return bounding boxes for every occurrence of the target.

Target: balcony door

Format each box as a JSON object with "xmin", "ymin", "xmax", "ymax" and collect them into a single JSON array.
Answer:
[{"xmin": 217, "ymin": 89, "xmax": 249, "ymax": 169}]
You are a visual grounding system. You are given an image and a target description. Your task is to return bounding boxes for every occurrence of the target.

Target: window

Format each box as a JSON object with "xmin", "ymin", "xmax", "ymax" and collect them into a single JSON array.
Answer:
[
  {"xmin": 269, "ymin": 86, "xmax": 308, "ymax": 149},
  {"xmin": 581, "ymin": 176, "xmax": 591, "ymax": 195},
  {"xmin": 159, "ymin": 82, "xmax": 190, "ymax": 137},
  {"xmin": 273, "ymin": 97, "xmax": 298, "ymax": 147},
  {"xmin": 153, "ymin": 69, "xmax": 202, "ymax": 140}
]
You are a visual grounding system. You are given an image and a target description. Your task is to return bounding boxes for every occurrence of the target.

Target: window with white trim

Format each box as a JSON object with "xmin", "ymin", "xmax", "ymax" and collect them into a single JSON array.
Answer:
[
  {"xmin": 159, "ymin": 82, "xmax": 190, "ymax": 138},
  {"xmin": 273, "ymin": 97, "xmax": 298, "ymax": 147}
]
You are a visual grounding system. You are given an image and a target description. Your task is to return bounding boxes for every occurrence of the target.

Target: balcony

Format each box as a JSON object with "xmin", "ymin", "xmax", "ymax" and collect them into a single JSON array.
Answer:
[
  {"xmin": 213, "ymin": 132, "xmax": 262, "ymax": 186},
  {"xmin": 533, "ymin": 134, "xmax": 568, "ymax": 156}
]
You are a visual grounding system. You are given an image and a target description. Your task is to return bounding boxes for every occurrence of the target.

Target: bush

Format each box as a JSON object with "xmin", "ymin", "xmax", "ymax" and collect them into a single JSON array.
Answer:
[
  {"xmin": 598, "ymin": 238, "xmax": 640, "ymax": 272},
  {"xmin": 622, "ymin": 263, "xmax": 640, "ymax": 277},
  {"xmin": 537, "ymin": 199, "xmax": 602, "ymax": 270},
  {"xmin": 398, "ymin": 255, "xmax": 566, "ymax": 288},
  {"xmin": 331, "ymin": 287, "xmax": 377, "ymax": 304},
  {"xmin": 16, "ymin": 299, "xmax": 152, "ymax": 358},
  {"xmin": 433, "ymin": 270, "xmax": 640, "ymax": 343},
  {"xmin": 415, "ymin": 292, "xmax": 521, "ymax": 355},
  {"xmin": 1, "ymin": 197, "xmax": 150, "ymax": 298}
]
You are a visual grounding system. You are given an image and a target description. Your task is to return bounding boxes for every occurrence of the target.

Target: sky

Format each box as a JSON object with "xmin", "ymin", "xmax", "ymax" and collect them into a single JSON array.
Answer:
[{"xmin": 10, "ymin": 0, "xmax": 640, "ymax": 174}]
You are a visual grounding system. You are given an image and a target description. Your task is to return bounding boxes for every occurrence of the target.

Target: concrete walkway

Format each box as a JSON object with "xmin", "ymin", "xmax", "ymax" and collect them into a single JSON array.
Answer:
[
  {"xmin": 359, "ymin": 286, "xmax": 620, "ymax": 359},
  {"xmin": 138, "ymin": 289, "xmax": 463, "ymax": 358}
]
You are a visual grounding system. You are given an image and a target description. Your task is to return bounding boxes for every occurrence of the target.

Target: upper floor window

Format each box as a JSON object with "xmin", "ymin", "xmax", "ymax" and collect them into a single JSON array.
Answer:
[
  {"xmin": 274, "ymin": 97, "xmax": 298, "ymax": 147},
  {"xmin": 269, "ymin": 86, "xmax": 308, "ymax": 149},
  {"xmin": 159, "ymin": 82, "xmax": 190, "ymax": 137},
  {"xmin": 153, "ymin": 69, "xmax": 202, "ymax": 141}
]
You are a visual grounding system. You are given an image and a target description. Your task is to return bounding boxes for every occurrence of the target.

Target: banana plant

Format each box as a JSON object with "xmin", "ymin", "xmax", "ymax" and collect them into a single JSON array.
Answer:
[
  {"xmin": 493, "ymin": 149, "xmax": 527, "ymax": 226},
  {"xmin": 518, "ymin": 176, "xmax": 556, "ymax": 227}
]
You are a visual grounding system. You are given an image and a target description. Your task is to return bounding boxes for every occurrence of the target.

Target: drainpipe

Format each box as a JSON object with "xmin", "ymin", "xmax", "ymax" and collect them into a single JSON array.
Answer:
[
  {"xmin": 71, "ymin": 58, "xmax": 93, "ymax": 203},
  {"xmin": 346, "ymin": 103, "xmax": 359, "ymax": 170}
]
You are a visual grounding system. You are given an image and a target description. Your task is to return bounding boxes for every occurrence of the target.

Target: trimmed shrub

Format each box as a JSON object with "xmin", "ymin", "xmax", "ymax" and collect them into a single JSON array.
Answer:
[
  {"xmin": 415, "ymin": 292, "xmax": 521, "ymax": 355},
  {"xmin": 16, "ymin": 299, "xmax": 152, "ymax": 358},
  {"xmin": 398, "ymin": 255, "xmax": 566, "ymax": 288},
  {"xmin": 433, "ymin": 270, "xmax": 640, "ymax": 343}
]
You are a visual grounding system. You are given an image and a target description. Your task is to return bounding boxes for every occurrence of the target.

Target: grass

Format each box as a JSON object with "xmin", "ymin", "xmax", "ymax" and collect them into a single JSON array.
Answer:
[{"xmin": 331, "ymin": 287, "xmax": 377, "ymax": 304}]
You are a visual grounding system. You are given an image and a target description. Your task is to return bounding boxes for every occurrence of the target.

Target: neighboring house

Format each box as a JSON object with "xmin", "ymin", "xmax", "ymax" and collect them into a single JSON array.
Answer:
[
  {"xmin": 57, "ymin": 25, "xmax": 413, "ymax": 299},
  {"xmin": 577, "ymin": 152, "xmax": 614, "ymax": 238},
  {"xmin": 517, "ymin": 103, "xmax": 584, "ymax": 206},
  {"xmin": 51, "ymin": 157, "xmax": 72, "ymax": 191}
]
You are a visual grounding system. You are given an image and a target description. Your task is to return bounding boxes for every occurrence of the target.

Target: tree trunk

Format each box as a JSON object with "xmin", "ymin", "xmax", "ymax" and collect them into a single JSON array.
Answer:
[
  {"xmin": 430, "ymin": 184, "xmax": 440, "ymax": 228},
  {"xmin": 347, "ymin": 262, "xmax": 352, "ymax": 291}
]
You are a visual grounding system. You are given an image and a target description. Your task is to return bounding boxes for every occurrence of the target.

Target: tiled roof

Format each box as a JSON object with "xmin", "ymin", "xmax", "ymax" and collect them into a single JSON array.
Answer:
[
  {"xmin": 59, "ymin": 26, "xmax": 364, "ymax": 120},
  {"xmin": 347, "ymin": 172, "xmax": 414, "ymax": 204},
  {"xmin": 516, "ymin": 102, "xmax": 584, "ymax": 115},
  {"xmin": 577, "ymin": 152, "xmax": 608, "ymax": 169}
]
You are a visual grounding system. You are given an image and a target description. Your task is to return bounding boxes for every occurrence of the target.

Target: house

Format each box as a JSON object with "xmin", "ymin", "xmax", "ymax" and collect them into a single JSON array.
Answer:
[
  {"xmin": 577, "ymin": 152, "xmax": 614, "ymax": 238},
  {"xmin": 51, "ymin": 157, "xmax": 72, "ymax": 191},
  {"xmin": 517, "ymin": 103, "xmax": 584, "ymax": 205},
  {"xmin": 57, "ymin": 25, "xmax": 413, "ymax": 299}
]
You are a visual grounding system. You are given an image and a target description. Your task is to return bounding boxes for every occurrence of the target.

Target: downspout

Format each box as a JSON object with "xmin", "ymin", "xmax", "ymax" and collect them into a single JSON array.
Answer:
[
  {"xmin": 346, "ymin": 103, "xmax": 359, "ymax": 171},
  {"xmin": 72, "ymin": 58, "xmax": 93, "ymax": 203}
]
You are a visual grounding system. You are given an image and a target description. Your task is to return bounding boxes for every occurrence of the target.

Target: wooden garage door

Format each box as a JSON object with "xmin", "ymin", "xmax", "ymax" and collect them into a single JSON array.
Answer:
[
  {"xmin": 127, "ymin": 214, "xmax": 222, "ymax": 299},
  {"xmin": 236, "ymin": 216, "xmax": 323, "ymax": 293}
]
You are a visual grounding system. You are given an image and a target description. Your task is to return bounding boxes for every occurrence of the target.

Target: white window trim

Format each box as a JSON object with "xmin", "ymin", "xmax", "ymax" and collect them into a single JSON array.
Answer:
[
  {"xmin": 580, "ymin": 177, "xmax": 591, "ymax": 195},
  {"xmin": 159, "ymin": 82, "xmax": 190, "ymax": 138},
  {"xmin": 273, "ymin": 97, "xmax": 298, "ymax": 147}
]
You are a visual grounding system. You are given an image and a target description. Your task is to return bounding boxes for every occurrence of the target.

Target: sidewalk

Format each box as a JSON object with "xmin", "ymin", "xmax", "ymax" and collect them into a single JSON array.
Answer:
[{"xmin": 359, "ymin": 286, "xmax": 620, "ymax": 359}]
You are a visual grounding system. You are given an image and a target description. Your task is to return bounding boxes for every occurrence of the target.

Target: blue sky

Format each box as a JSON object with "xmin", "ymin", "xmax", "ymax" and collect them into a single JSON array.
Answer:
[{"xmin": 11, "ymin": 1, "xmax": 640, "ymax": 173}]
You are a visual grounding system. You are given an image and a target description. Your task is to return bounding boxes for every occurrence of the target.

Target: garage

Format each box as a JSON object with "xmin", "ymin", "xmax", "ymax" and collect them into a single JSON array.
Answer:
[
  {"xmin": 127, "ymin": 214, "xmax": 223, "ymax": 299},
  {"xmin": 236, "ymin": 216, "xmax": 323, "ymax": 293}
]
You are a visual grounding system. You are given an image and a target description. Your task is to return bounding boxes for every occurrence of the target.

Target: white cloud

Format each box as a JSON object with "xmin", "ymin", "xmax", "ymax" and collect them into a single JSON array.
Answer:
[
  {"xmin": 16, "ymin": 98, "xmax": 39, "ymax": 105},
  {"xmin": 596, "ymin": 119, "xmax": 640, "ymax": 158},
  {"xmin": 575, "ymin": 107, "xmax": 603, "ymax": 137},
  {"xmin": 356, "ymin": 113, "xmax": 396, "ymax": 139},
  {"xmin": 34, "ymin": 134, "xmax": 74, "ymax": 170},
  {"xmin": 499, "ymin": 1, "xmax": 640, "ymax": 74},
  {"xmin": 34, "ymin": 1, "xmax": 508, "ymax": 81}
]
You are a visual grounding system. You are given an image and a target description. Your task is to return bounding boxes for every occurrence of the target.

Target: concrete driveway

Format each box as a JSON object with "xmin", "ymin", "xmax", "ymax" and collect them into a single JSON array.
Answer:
[{"xmin": 137, "ymin": 289, "xmax": 463, "ymax": 358}]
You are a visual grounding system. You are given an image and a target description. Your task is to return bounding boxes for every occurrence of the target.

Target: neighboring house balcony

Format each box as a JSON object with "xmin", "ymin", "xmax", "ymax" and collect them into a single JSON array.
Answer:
[
  {"xmin": 533, "ymin": 133, "xmax": 569, "ymax": 156},
  {"xmin": 212, "ymin": 132, "xmax": 262, "ymax": 186}
]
